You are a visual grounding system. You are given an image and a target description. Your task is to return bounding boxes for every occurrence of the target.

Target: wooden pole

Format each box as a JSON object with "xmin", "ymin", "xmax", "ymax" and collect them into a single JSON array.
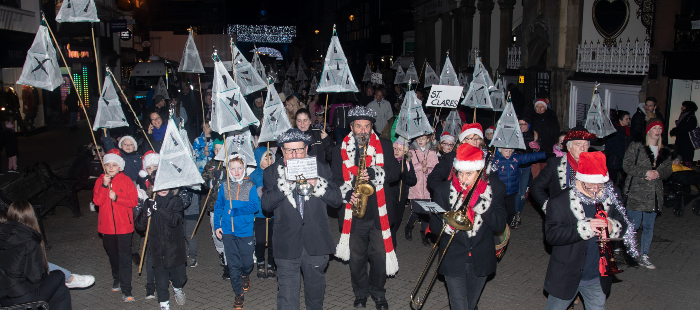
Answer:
[
  {"xmin": 42, "ymin": 13, "xmax": 104, "ymax": 169},
  {"xmin": 417, "ymin": 58, "xmax": 427, "ymax": 84},
  {"xmin": 91, "ymin": 23, "xmax": 101, "ymax": 94},
  {"xmin": 139, "ymin": 192, "xmax": 157, "ymax": 274},
  {"xmin": 322, "ymin": 93, "xmax": 329, "ymax": 132},
  {"xmin": 191, "ymin": 162, "xmax": 222, "ymax": 239},
  {"xmin": 106, "ymin": 67, "xmax": 155, "ymax": 151}
]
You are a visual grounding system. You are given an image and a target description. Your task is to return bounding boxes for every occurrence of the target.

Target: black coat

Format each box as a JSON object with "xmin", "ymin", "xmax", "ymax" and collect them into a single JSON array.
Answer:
[
  {"xmin": 136, "ymin": 192, "xmax": 186, "ymax": 269},
  {"xmin": 331, "ymin": 136, "xmax": 401, "ymax": 231},
  {"xmin": 529, "ymin": 109, "xmax": 560, "ymax": 156},
  {"xmin": 530, "ymin": 156, "xmax": 569, "ymax": 208},
  {"xmin": 543, "ymin": 187, "xmax": 627, "ymax": 300},
  {"xmin": 261, "ymin": 158, "xmax": 343, "ymax": 259},
  {"xmin": 427, "ymin": 150, "xmax": 456, "ymax": 191},
  {"xmin": 428, "ymin": 174, "xmax": 507, "ymax": 277},
  {"xmin": 670, "ymin": 113, "xmax": 698, "ymax": 163},
  {"xmin": 276, "ymin": 128, "xmax": 333, "ymax": 163},
  {"xmin": 385, "ymin": 157, "xmax": 417, "ymax": 224},
  {"xmin": 605, "ymin": 123, "xmax": 631, "ymax": 170},
  {"xmin": 0, "ymin": 222, "xmax": 47, "ymax": 299}
]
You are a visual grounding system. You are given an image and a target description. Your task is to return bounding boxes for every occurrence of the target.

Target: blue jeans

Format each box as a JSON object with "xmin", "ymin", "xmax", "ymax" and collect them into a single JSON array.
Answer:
[
  {"xmin": 48, "ymin": 263, "xmax": 71, "ymax": 280},
  {"xmin": 222, "ymin": 235, "xmax": 254, "ymax": 294},
  {"xmin": 515, "ymin": 167, "xmax": 531, "ymax": 214},
  {"xmin": 627, "ymin": 210, "xmax": 657, "ymax": 255},
  {"xmin": 545, "ymin": 282, "xmax": 606, "ymax": 310}
]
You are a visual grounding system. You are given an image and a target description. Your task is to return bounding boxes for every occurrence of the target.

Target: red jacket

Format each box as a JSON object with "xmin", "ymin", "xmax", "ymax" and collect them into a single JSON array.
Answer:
[{"xmin": 93, "ymin": 172, "xmax": 138, "ymax": 235}]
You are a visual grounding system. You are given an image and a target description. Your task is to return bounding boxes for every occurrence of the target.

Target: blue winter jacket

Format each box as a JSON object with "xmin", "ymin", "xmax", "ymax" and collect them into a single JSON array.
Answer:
[
  {"xmin": 492, "ymin": 150, "xmax": 546, "ymax": 195},
  {"xmin": 213, "ymin": 178, "xmax": 259, "ymax": 237},
  {"xmin": 251, "ymin": 147, "xmax": 273, "ymax": 219}
]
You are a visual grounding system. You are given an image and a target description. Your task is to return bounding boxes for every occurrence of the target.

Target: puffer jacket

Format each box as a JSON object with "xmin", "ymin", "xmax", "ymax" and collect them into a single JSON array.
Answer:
[
  {"xmin": 0, "ymin": 222, "xmax": 47, "ymax": 299},
  {"xmin": 136, "ymin": 191, "xmax": 186, "ymax": 269},
  {"xmin": 492, "ymin": 150, "xmax": 546, "ymax": 195},
  {"xmin": 622, "ymin": 141, "xmax": 673, "ymax": 212},
  {"xmin": 93, "ymin": 172, "xmax": 138, "ymax": 235},
  {"xmin": 213, "ymin": 177, "xmax": 259, "ymax": 237},
  {"xmin": 408, "ymin": 141, "xmax": 439, "ymax": 200},
  {"xmin": 201, "ymin": 159, "xmax": 224, "ymax": 212}
]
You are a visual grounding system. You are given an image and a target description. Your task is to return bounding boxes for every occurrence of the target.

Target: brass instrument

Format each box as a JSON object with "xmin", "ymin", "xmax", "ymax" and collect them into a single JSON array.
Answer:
[
  {"xmin": 410, "ymin": 147, "xmax": 495, "ymax": 308},
  {"xmin": 295, "ymin": 175, "xmax": 312, "ymax": 196},
  {"xmin": 352, "ymin": 136, "xmax": 375, "ymax": 218}
]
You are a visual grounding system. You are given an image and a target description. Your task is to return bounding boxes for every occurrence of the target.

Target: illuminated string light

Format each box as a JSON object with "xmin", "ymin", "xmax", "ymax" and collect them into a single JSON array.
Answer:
[
  {"xmin": 228, "ymin": 25, "xmax": 296, "ymax": 43},
  {"xmin": 249, "ymin": 47, "xmax": 283, "ymax": 60}
]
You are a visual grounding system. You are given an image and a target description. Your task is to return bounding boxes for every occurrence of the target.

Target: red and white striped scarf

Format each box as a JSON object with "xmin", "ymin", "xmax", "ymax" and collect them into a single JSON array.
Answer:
[{"xmin": 336, "ymin": 132, "xmax": 399, "ymax": 276}]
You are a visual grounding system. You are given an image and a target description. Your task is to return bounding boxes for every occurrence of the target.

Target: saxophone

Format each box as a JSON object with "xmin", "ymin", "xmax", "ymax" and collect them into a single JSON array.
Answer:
[{"xmin": 352, "ymin": 136, "xmax": 375, "ymax": 218}]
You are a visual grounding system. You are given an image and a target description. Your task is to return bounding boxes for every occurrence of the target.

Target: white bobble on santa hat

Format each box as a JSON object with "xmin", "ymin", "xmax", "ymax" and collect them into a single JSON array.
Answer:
[
  {"xmin": 459, "ymin": 123, "xmax": 483, "ymax": 142},
  {"xmin": 453, "ymin": 143, "xmax": 485, "ymax": 172},
  {"xmin": 440, "ymin": 131, "xmax": 456, "ymax": 143},
  {"xmin": 575, "ymin": 151, "xmax": 609, "ymax": 183},
  {"xmin": 139, "ymin": 150, "xmax": 159, "ymax": 178}
]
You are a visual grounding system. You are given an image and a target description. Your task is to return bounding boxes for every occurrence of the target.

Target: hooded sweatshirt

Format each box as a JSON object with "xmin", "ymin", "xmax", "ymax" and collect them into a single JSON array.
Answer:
[{"xmin": 213, "ymin": 156, "xmax": 260, "ymax": 237}]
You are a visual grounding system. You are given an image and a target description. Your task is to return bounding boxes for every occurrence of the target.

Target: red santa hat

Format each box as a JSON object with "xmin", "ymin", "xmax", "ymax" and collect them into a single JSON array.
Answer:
[
  {"xmin": 139, "ymin": 150, "xmax": 159, "ymax": 178},
  {"xmin": 534, "ymin": 99, "xmax": 548, "ymax": 109},
  {"xmin": 453, "ymin": 143, "xmax": 485, "ymax": 172},
  {"xmin": 459, "ymin": 123, "xmax": 483, "ymax": 142},
  {"xmin": 575, "ymin": 151, "xmax": 609, "ymax": 183},
  {"xmin": 485, "ymin": 126, "xmax": 495, "ymax": 134},
  {"xmin": 440, "ymin": 131, "xmax": 456, "ymax": 143},
  {"xmin": 103, "ymin": 149, "xmax": 125, "ymax": 171}
]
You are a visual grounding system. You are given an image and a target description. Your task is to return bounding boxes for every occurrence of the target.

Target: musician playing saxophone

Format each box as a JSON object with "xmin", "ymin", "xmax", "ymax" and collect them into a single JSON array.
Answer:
[
  {"xmin": 543, "ymin": 152, "xmax": 629, "ymax": 310},
  {"xmin": 428, "ymin": 143, "xmax": 507, "ymax": 310},
  {"xmin": 331, "ymin": 106, "xmax": 400, "ymax": 310}
]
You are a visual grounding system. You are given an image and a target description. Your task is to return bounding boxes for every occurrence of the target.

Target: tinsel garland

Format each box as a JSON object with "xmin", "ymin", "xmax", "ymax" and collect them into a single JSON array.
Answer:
[{"xmin": 572, "ymin": 182, "xmax": 640, "ymax": 258}]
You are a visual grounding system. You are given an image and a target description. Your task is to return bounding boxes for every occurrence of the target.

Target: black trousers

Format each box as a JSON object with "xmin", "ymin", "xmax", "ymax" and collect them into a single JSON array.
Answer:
[
  {"xmin": 390, "ymin": 197, "xmax": 409, "ymax": 246},
  {"xmin": 0, "ymin": 270, "xmax": 71, "ymax": 310},
  {"xmin": 254, "ymin": 217, "xmax": 275, "ymax": 266},
  {"xmin": 444, "ymin": 263, "xmax": 488, "ymax": 310},
  {"xmin": 504, "ymin": 193, "xmax": 517, "ymax": 222},
  {"xmin": 154, "ymin": 264, "xmax": 187, "ymax": 303},
  {"xmin": 275, "ymin": 248, "xmax": 329, "ymax": 310},
  {"xmin": 103, "ymin": 233, "xmax": 133, "ymax": 295},
  {"xmin": 349, "ymin": 217, "xmax": 386, "ymax": 300}
]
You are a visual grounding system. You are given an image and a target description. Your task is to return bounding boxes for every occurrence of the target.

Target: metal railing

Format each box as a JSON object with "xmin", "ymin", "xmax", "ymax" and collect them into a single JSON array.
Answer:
[
  {"xmin": 507, "ymin": 46, "xmax": 521, "ymax": 69},
  {"xmin": 576, "ymin": 38, "xmax": 649, "ymax": 75}
]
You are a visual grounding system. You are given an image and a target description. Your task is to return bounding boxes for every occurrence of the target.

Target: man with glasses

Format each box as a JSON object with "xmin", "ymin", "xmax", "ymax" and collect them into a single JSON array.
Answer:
[
  {"xmin": 331, "ymin": 106, "xmax": 400, "ymax": 310},
  {"xmin": 261, "ymin": 128, "xmax": 342, "ymax": 310},
  {"xmin": 543, "ymin": 151, "xmax": 627, "ymax": 310}
]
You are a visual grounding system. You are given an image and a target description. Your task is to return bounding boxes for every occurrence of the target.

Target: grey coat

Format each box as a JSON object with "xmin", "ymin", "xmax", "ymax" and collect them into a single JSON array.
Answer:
[{"xmin": 622, "ymin": 141, "xmax": 672, "ymax": 212}]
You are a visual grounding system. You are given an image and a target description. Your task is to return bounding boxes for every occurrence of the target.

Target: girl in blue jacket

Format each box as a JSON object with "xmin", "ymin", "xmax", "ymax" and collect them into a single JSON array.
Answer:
[
  {"xmin": 213, "ymin": 154, "xmax": 260, "ymax": 310},
  {"xmin": 491, "ymin": 148, "xmax": 546, "ymax": 229}
]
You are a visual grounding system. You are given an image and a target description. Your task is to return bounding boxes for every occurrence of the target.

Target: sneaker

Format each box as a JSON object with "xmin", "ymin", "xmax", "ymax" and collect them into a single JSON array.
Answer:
[
  {"xmin": 256, "ymin": 263, "xmax": 267, "ymax": 279},
  {"xmin": 241, "ymin": 275, "xmax": 250, "ymax": 292},
  {"xmin": 146, "ymin": 283, "xmax": 156, "ymax": 299},
  {"xmin": 112, "ymin": 279, "xmax": 121, "ymax": 292},
  {"xmin": 8, "ymin": 170, "xmax": 18, "ymax": 173},
  {"xmin": 640, "ymin": 255, "xmax": 656, "ymax": 269},
  {"xmin": 145, "ymin": 294, "xmax": 156, "ymax": 300},
  {"xmin": 187, "ymin": 255, "xmax": 197, "ymax": 267},
  {"xmin": 122, "ymin": 294, "xmax": 136, "ymax": 302},
  {"xmin": 219, "ymin": 252, "xmax": 226, "ymax": 266},
  {"xmin": 222, "ymin": 266, "xmax": 230, "ymax": 280},
  {"xmin": 173, "ymin": 287, "xmax": 185, "ymax": 306},
  {"xmin": 89, "ymin": 202, "xmax": 96, "ymax": 212},
  {"xmin": 267, "ymin": 265, "xmax": 277, "ymax": 278},
  {"xmin": 65, "ymin": 274, "xmax": 95, "ymax": 289},
  {"xmin": 160, "ymin": 301, "xmax": 170, "ymax": 310},
  {"xmin": 515, "ymin": 213, "xmax": 522, "ymax": 227},
  {"xmin": 233, "ymin": 294, "xmax": 244, "ymax": 309}
]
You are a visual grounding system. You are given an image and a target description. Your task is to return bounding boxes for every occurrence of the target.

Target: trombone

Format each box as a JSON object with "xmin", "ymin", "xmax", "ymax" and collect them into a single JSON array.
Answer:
[{"xmin": 410, "ymin": 147, "xmax": 494, "ymax": 308}]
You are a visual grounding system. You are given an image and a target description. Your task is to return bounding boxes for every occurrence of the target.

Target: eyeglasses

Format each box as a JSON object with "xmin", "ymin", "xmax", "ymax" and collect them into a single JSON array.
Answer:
[{"xmin": 282, "ymin": 147, "xmax": 306, "ymax": 155}]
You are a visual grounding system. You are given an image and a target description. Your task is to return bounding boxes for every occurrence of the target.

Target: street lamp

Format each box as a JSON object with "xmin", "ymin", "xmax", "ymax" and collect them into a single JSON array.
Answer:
[
  {"xmin": 349, "ymin": 15, "xmax": 355, "ymax": 21},
  {"xmin": 315, "ymin": 30, "xmax": 320, "ymax": 34}
]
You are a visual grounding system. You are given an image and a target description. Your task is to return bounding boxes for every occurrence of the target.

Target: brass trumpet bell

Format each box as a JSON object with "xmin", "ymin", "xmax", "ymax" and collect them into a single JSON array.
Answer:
[{"xmin": 443, "ymin": 210, "xmax": 473, "ymax": 231}]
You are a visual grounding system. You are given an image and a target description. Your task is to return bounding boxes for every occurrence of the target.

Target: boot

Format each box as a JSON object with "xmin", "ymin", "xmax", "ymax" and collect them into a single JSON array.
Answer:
[
  {"xmin": 256, "ymin": 262, "xmax": 267, "ymax": 279},
  {"xmin": 420, "ymin": 230, "xmax": 429, "ymax": 246},
  {"xmin": 267, "ymin": 264, "xmax": 276, "ymax": 278},
  {"xmin": 404, "ymin": 225, "xmax": 413, "ymax": 241},
  {"xmin": 222, "ymin": 265, "xmax": 230, "ymax": 280}
]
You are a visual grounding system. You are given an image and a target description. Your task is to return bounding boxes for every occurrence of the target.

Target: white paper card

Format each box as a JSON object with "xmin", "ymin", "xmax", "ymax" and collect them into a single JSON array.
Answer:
[
  {"xmin": 426, "ymin": 85, "xmax": 464, "ymax": 108},
  {"xmin": 285, "ymin": 157, "xmax": 318, "ymax": 181},
  {"xmin": 415, "ymin": 201, "xmax": 446, "ymax": 213}
]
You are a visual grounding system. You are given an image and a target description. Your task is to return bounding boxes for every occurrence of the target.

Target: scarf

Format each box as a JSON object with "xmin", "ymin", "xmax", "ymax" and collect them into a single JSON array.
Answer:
[
  {"xmin": 152, "ymin": 124, "xmax": 167, "ymax": 142},
  {"xmin": 336, "ymin": 132, "xmax": 398, "ymax": 276},
  {"xmin": 676, "ymin": 111, "xmax": 692, "ymax": 125},
  {"xmin": 450, "ymin": 177, "xmax": 487, "ymax": 223},
  {"xmin": 567, "ymin": 153, "xmax": 579, "ymax": 172}
]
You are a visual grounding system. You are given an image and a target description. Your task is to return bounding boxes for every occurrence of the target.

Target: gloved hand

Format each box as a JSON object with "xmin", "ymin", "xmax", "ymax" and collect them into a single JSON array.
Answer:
[
  {"xmin": 444, "ymin": 225, "xmax": 455, "ymax": 235},
  {"xmin": 146, "ymin": 199, "xmax": 157, "ymax": 217},
  {"xmin": 529, "ymin": 141, "xmax": 540, "ymax": 151}
]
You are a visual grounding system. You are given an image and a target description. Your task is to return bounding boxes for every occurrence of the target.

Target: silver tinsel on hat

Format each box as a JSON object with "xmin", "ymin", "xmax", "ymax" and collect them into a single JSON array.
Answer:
[
  {"xmin": 277, "ymin": 129, "xmax": 312, "ymax": 145},
  {"xmin": 348, "ymin": 106, "xmax": 377, "ymax": 119}
]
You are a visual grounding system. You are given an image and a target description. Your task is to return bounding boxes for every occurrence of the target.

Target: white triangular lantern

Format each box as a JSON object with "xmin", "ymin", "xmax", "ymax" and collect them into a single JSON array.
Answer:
[
  {"xmin": 490, "ymin": 78, "xmax": 506, "ymax": 112},
  {"xmin": 489, "ymin": 102, "xmax": 525, "ymax": 149},
  {"xmin": 282, "ymin": 80, "xmax": 293, "ymax": 97},
  {"xmin": 296, "ymin": 68, "xmax": 308, "ymax": 81},
  {"xmin": 391, "ymin": 56, "xmax": 402, "ymax": 70},
  {"xmin": 232, "ymin": 44, "xmax": 267, "ymax": 95},
  {"xmin": 474, "ymin": 57, "xmax": 495, "ymax": 90},
  {"xmin": 403, "ymin": 62, "xmax": 419, "ymax": 84},
  {"xmin": 178, "ymin": 30, "xmax": 205, "ymax": 74},
  {"xmin": 92, "ymin": 75, "xmax": 128, "ymax": 130},
  {"xmin": 154, "ymin": 77, "xmax": 170, "ymax": 99},
  {"xmin": 214, "ymin": 130, "xmax": 257, "ymax": 167},
  {"xmin": 362, "ymin": 64, "xmax": 372, "ymax": 82},
  {"xmin": 395, "ymin": 91, "xmax": 433, "ymax": 140},
  {"xmin": 439, "ymin": 56, "xmax": 460, "ymax": 86},
  {"xmin": 258, "ymin": 84, "xmax": 294, "ymax": 143},
  {"xmin": 251, "ymin": 52, "xmax": 266, "ymax": 79},
  {"xmin": 393, "ymin": 65, "xmax": 406, "ymax": 85},
  {"xmin": 317, "ymin": 35, "xmax": 359, "ymax": 93},
  {"xmin": 424, "ymin": 62, "xmax": 439, "ymax": 87},
  {"xmin": 460, "ymin": 61, "xmax": 493, "ymax": 109},
  {"xmin": 17, "ymin": 25, "xmax": 63, "ymax": 91},
  {"xmin": 56, "ymin": 0, "xmax": 99, "ymax": 22},
  {"xmin": 585, "ymin": 88, "xmax": 617, "ymax": 138},
  {"xmin": 153, "ymin": 118, "xmax": 205, "ymax": 191},
  {"xmin": 443, "ymin": 110, "xmax": 463, "ymax": 139},
  {"xmin": 298, "ymin": 58, "xmax": 308, "ymax": 71},
  {"xmin": 308, "ymin": 76, "xmax": 319, "ymax": 96},
  {"xmin": 210, "ymin": 61, "xmax": 260, "ymax": 133},
  {"xmin": 286, "ymin": 62, "xmax": 297, "ymax": 77}
]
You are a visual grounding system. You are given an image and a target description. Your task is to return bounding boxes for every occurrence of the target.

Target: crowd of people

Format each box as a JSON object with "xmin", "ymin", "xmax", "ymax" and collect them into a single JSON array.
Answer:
[{"xmin": 0, "ymin": 74, "xmax": 697, "ymax": 310}]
